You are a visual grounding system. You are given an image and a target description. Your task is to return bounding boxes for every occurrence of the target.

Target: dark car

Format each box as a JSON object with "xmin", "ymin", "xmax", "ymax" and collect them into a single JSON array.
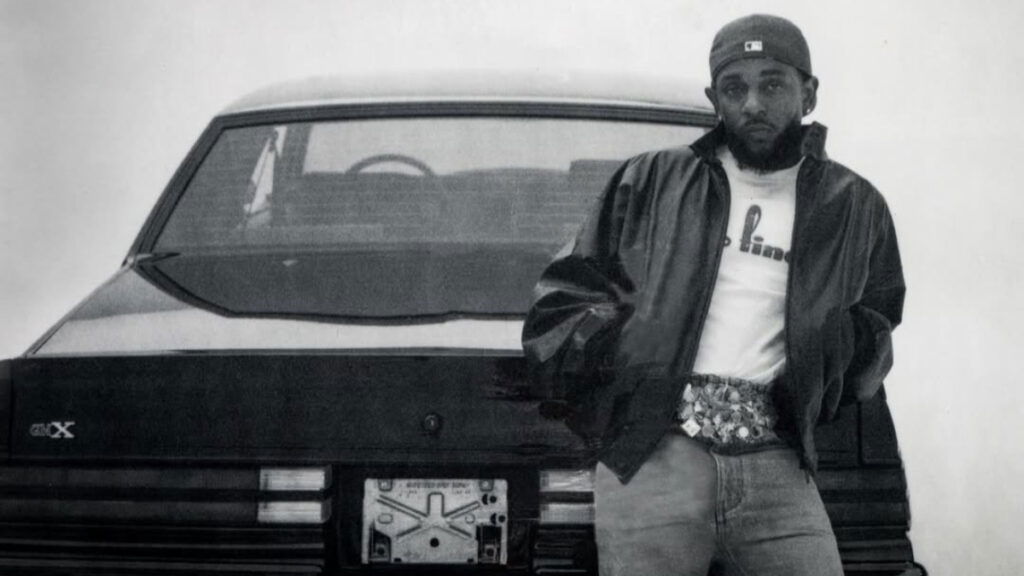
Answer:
[{"xmin": 0, "ymin": 71, "xmax": 923, "ymax": 575}]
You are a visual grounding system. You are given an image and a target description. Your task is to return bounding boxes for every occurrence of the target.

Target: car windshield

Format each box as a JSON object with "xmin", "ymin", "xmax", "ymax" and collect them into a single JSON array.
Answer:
[
  {"xmin": 157, "ymin": 117, "xmax": 704, "ymax": 251},
  {"xmin": 152, "ymin": 116, "xmax": 705, "ymax": 317}
]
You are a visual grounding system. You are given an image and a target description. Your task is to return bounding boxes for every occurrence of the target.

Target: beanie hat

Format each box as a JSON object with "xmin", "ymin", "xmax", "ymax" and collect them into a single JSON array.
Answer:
[{"xmin": 709, "ymin": 14, "xmax": 812, "ymax": 82}]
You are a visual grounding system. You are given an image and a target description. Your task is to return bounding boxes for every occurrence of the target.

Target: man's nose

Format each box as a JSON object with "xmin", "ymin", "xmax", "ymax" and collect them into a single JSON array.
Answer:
[{"xmin": 741, "ymin": 92, "xmax": 765, "ymax": 115}]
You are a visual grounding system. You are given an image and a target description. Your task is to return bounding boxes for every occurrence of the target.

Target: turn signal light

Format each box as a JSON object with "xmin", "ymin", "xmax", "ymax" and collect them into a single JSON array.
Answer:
[
  {"xmin": 539, "ymin": 502, "xmax": 595, "ymax": 525},
  {"xmin": 539, "ymin": 468, "xmax": 595, "ymax": 493},
  {"xmin": 259, "ymin": 467, "xmax": 330, "ymax": 491},
  {"xmin": 257, "ymin": 500, "xmax": 331, "ymax": 524}
]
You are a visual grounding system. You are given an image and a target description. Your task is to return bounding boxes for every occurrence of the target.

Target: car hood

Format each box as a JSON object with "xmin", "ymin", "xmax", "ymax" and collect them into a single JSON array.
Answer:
[{"xmin": 32, "ymin": 249, "xmax": 552, "ymax": 356}]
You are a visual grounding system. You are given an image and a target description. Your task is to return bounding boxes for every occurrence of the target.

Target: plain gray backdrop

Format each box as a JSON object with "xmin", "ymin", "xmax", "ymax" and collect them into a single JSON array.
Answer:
[{"xmin": 2, "ymin": 1, "xmax": 1022, "ymax": 573}]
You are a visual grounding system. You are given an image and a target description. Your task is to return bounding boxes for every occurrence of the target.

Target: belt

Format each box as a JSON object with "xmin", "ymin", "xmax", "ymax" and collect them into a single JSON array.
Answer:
[{"xmin": 674, "ymin": 373, "xmax": 785, "ymax": 453}]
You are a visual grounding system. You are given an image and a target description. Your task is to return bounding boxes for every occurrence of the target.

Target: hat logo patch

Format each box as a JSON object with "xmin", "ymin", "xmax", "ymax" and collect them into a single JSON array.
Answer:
[{"xmin": 744, "ymin": 40, "xmax": 763, "ymax": 52}]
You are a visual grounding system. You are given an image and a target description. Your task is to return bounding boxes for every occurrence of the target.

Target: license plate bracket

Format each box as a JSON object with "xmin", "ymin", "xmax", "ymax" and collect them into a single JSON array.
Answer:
[{"xmin": 361, "ymin": 478, "xmax": 508, "ymax": 565}]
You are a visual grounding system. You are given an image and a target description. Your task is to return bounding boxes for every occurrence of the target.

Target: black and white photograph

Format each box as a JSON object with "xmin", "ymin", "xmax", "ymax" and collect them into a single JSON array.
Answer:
[{"xmin": 1, "ymin": 1, "xmax": 1020, "ymax": 574}]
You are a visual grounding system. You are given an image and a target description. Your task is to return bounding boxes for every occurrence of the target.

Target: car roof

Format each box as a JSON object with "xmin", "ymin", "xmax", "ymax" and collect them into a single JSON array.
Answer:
[{"xmin": 220, "ymin": 70, "xmax": 714, "ymax": 116}]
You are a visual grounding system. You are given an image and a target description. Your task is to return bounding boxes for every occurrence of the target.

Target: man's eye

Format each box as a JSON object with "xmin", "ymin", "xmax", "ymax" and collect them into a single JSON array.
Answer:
[
  {"xmin": 723, "ymin": 86, "xmax": 744, "ymax": 98},
  {"xmin": 764, "ymin": 81, "xmax": 784, "ymax": 93}
]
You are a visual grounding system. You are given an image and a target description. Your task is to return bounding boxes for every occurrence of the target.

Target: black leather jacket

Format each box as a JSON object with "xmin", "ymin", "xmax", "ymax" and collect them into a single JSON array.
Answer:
[{"xmin": 522, "ymin": 123, "xmax": 905, "ymax": 483}]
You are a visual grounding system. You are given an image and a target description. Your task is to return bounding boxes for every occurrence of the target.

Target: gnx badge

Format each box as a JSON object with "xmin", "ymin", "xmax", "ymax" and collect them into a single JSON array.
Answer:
[{"xmin": 30, "ymin": 421, "xmax": 75, "ymax": 439}]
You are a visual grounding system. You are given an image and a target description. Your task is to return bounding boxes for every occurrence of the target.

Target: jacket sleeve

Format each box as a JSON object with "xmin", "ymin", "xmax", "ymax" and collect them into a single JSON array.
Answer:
[
  {"xmin": 842, "ymin": 197, "xmax": 906, "ymax": 403},
  {"xmin": 521, "ymin": 160, "xmax": 638, "ymax": 401}
]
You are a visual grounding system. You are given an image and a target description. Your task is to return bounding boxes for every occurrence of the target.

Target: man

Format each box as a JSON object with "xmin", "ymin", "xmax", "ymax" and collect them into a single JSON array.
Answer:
[{"xmin": 522, "ymin": 14, "xmax": 904, "ymax": 576}]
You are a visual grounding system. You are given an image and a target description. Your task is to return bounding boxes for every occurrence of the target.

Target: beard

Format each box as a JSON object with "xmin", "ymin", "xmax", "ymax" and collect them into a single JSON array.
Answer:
[{"xmin": 725, "ymin": 120, "xmax": 805, "ymax": 173}]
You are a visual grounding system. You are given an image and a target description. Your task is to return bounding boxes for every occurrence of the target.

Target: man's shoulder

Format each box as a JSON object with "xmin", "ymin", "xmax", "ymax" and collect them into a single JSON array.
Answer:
[
  {"xmin": 616, "ymin": 144, "xmax": 702, "ymax": 186},
  {"xmin": 818, "ymin": 157, "xmax": 889, "ymax": 209},
  {"xmin": 627, "ymin": 144, "xmax": 700, "ymax": 169}
]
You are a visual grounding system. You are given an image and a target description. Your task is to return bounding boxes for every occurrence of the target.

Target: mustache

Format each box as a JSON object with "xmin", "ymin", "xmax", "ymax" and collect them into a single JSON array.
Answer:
[{"xmin": 741, "ymin": 119, "xmax": 776, "ymax": 130}]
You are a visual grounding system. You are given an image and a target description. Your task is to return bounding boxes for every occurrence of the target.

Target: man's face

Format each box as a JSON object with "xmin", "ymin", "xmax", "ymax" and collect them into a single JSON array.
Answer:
[{"xmin": 705, "ymin": 58, "xmax": 818, "ymax": 166}]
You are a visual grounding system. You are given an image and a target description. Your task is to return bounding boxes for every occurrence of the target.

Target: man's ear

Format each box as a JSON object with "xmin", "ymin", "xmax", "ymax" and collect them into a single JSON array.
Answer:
[
  {"xmin": 704, "ymin": 86, "xmax": 720, "ymax": 116},
  {"xmin": 802, "ymin": 76, "xmax": 819, "ymax": 116}
]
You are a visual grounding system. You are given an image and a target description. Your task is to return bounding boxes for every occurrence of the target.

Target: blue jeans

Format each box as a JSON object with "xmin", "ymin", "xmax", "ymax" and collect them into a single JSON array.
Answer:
[{"xmin": 596, "ymin": 433, "xmax": 843, "ymax": 576}]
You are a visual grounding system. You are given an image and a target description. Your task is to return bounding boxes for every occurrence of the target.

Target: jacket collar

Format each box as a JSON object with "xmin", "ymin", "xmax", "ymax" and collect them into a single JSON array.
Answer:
[{"xmin": 690, "ymin": 121, "xmax": 829, "ymax": 164}]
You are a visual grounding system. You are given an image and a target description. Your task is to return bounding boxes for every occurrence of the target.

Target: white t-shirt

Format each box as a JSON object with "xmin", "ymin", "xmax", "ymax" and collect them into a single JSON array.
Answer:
[{"xmin": 690, "ymin": 147, "xmax": 801, "ymax": 384}]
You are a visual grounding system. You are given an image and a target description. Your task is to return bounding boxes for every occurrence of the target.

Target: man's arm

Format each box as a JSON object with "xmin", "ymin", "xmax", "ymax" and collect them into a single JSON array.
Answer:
[
  {"xmin": 842, "ymin": 197, "xmax": 906, "ymax": 403},
  {"xmin": 521, "ymin": 160, "xmax": 638, "ymax": 402}
]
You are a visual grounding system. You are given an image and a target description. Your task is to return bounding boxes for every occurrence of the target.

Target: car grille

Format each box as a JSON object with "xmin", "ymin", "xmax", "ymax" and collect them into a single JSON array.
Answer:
[
  {"xmin": 0, "ymin": 457, "xmax": 919, "ymax": 575},
  {"xmin": 0, "ymin": 465, "xmax": 327, "ymax": 575}
]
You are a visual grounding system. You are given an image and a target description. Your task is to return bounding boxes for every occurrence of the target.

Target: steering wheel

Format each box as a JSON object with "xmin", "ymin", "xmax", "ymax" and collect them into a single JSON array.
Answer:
[{"xmin": 346, "ymin": 153, "xmax": 436, "ymax": 177}]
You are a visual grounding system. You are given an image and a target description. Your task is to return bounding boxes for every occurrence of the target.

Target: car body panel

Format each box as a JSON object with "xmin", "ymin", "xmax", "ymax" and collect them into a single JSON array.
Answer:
[
  {"xmin": 10, "ymin": 354, "xmax": 583, "ymax": 462},
  {"xmin": 220, "ymin": 71, "xmax": 714, "ymax": 115},
  {"xmin": 32, "ymin": 264, "xmax": 527, "ymax": 357}
]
